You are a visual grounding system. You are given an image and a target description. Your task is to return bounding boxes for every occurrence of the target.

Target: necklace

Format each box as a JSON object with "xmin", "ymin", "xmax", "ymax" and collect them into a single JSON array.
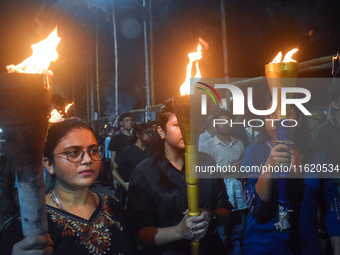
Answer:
[{"xmin": 50, "ymin": 189, "xmax": 97, "ymax": 212}]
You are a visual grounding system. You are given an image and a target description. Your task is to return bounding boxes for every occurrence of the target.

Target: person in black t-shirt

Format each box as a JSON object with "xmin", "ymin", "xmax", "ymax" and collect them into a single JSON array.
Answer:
[
  {"xmin": 95, "ymin": 125, "xmax": 106, "ymax": 148},
  {"xmin": 114, "ymin": 123, "xmax": 152, "ymax": 207},
  {"xmin": 108, "ymin": 112, "xmax": 134, "ymax": 157},
  {"xmin": 127, "ymin": 100, "xmax": 232, "ymax": 254},
  {"xmin": 108, "ymin": 112, "xmax": 134, "ymax": 195}
]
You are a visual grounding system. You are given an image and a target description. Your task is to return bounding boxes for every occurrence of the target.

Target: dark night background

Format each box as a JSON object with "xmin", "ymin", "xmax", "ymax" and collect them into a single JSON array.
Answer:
[{"xmin": 1, "ymin": 0, "xmax": 340, "ymax": 123}]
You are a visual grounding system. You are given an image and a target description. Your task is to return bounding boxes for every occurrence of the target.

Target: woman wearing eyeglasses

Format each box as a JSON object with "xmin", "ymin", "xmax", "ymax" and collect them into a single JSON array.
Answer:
[{"xmin": 0, "ymin": 118, "xmax": 136, "ymax": 255}]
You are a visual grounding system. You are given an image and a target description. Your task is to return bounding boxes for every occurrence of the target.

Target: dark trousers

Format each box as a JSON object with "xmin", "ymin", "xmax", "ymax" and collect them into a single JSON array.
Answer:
[
  {"xmin": 101, "ymin": 158, "xmax": 112, "ymax": 186},
  {"xmin": 225, "ymin": 209, "xmax": 248, "ymax": 255},
  {"xmin": 115, "ymin": 186, "xmax": 127, "ymax": 208}
]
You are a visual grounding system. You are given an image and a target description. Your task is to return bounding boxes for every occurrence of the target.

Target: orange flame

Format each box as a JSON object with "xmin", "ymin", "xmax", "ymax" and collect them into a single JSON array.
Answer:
[
  {"xmin": 180, "ymin": 44, "xmax": 202, "ymax": 95},
  {"xmin": 271, "ymin": 52, "xmax": 283, "ymax": 63},
  {"xmin": 6, "ymin": 28, "xmax": 61, "ymax": 75},
  {"xmin": 48, "ymin": 109, "xmax": 64, "ymax": 123},
  {"xmin": 49, "ymin": 102, "xmax": 74, "ymax": 123},
  {"xmin": 270, "ymin": 48, "xmax": 299, "ymax": 63},
  {"xmin": 65, "ymin": 102, "xmax": 74, "ymax": 113}
]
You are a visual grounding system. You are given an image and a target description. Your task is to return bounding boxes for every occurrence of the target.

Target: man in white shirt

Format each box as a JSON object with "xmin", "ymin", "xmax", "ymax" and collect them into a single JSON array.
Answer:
[
  {"xmin": 198, "ymin": 115, "xmax": 216, "ymax": 151},
  {"xmin": 201, "ymin": 108, "xmax": 247, "ymax": 255}
]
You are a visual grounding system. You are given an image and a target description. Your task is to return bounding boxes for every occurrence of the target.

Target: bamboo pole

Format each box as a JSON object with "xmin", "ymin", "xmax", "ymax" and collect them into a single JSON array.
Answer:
[
  {"xmin": 112, "ymin": 0, "xmax": 119, "ymax": 118},
  {"xmin": 265, "ymin": 62, "xmax": 299, "ymax": 231},
  {"xmin": 0, "ymin": 74, "xmax": 52, "ymax": 236},
  {"xmin": 172, "ymin": 95, "xmax": 204, "ymax": 255},
  {"xmin": 143, "ymin": 0, "xmax": 151, "ymax": 122},
  {"xmin": 96, "ymin": 15, "xmax": 101, "ymax": 118},
  {"xmin": 220, "ymin": 0, "xmax": 229, "ymax": 80}
]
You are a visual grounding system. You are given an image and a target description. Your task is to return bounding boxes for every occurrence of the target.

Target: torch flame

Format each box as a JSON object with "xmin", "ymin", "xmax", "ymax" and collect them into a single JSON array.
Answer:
[
  {"xmin": 271, "ymin": 52, "xmax": 283, "ymax": 63},
  {"xmin": 282, "ymin": 48, "xmax": 299, "ymax": 62},
  {"xmin": 270, "ymin": 48, "xmax": 299, "ymax": 63},
  {"xmin": 48, "ymin": 109, "xmax": 64, "ymax": 123},
  {"xmin": 194, "ymin": 61, "xmax": 201, "ymax": 79},
  {"xmin": 6, "ymin": 28, "xmax": 61, "ymax": 75},
  {"xmin": 65, "ymin": 102, "xmax": 74, "ymax": 113},
  {"xmin": 49, "ymin": 102, "xmax": 74, "ymax": 123},
  {"xmin": 180, "ymin": 44, "xmax": 202, "ymax": 95}
]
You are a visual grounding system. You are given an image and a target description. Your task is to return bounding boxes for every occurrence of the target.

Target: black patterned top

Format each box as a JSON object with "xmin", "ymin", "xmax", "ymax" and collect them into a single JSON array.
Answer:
[{"xmin": 0, "ymin": 194, "xmax": 136, "ymax": 255}]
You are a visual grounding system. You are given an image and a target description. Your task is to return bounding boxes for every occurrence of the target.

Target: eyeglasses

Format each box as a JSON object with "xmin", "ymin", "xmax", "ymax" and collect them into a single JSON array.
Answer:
[{"xmin": 53, "ymin": 146, "xmax": 104, "ymax": 163}]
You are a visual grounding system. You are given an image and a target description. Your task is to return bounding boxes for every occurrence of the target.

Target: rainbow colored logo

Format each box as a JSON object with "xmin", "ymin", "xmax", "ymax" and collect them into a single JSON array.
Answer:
[{"xmin": 195, "ymin": 82, "xmax": 222, "ymax": 106}]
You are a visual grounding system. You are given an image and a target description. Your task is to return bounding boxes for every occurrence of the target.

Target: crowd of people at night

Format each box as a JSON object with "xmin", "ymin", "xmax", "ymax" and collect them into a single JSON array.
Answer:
[{"xmin": 0, "ymin": 83, "xmax": 340, "ymax": 255}]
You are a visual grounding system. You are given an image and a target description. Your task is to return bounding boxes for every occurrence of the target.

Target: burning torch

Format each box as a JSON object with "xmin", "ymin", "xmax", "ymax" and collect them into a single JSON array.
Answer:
[
  {"xmin": 265, "ymin": 48, "xmax": 299, "ymax": 231},
  {"xmin": 0, "ymin": 28, "xmax": 60, "ymax": 236},
  {"xmin": 172, "ymin": 44, "xmax": 206, "ymax": 254}
]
